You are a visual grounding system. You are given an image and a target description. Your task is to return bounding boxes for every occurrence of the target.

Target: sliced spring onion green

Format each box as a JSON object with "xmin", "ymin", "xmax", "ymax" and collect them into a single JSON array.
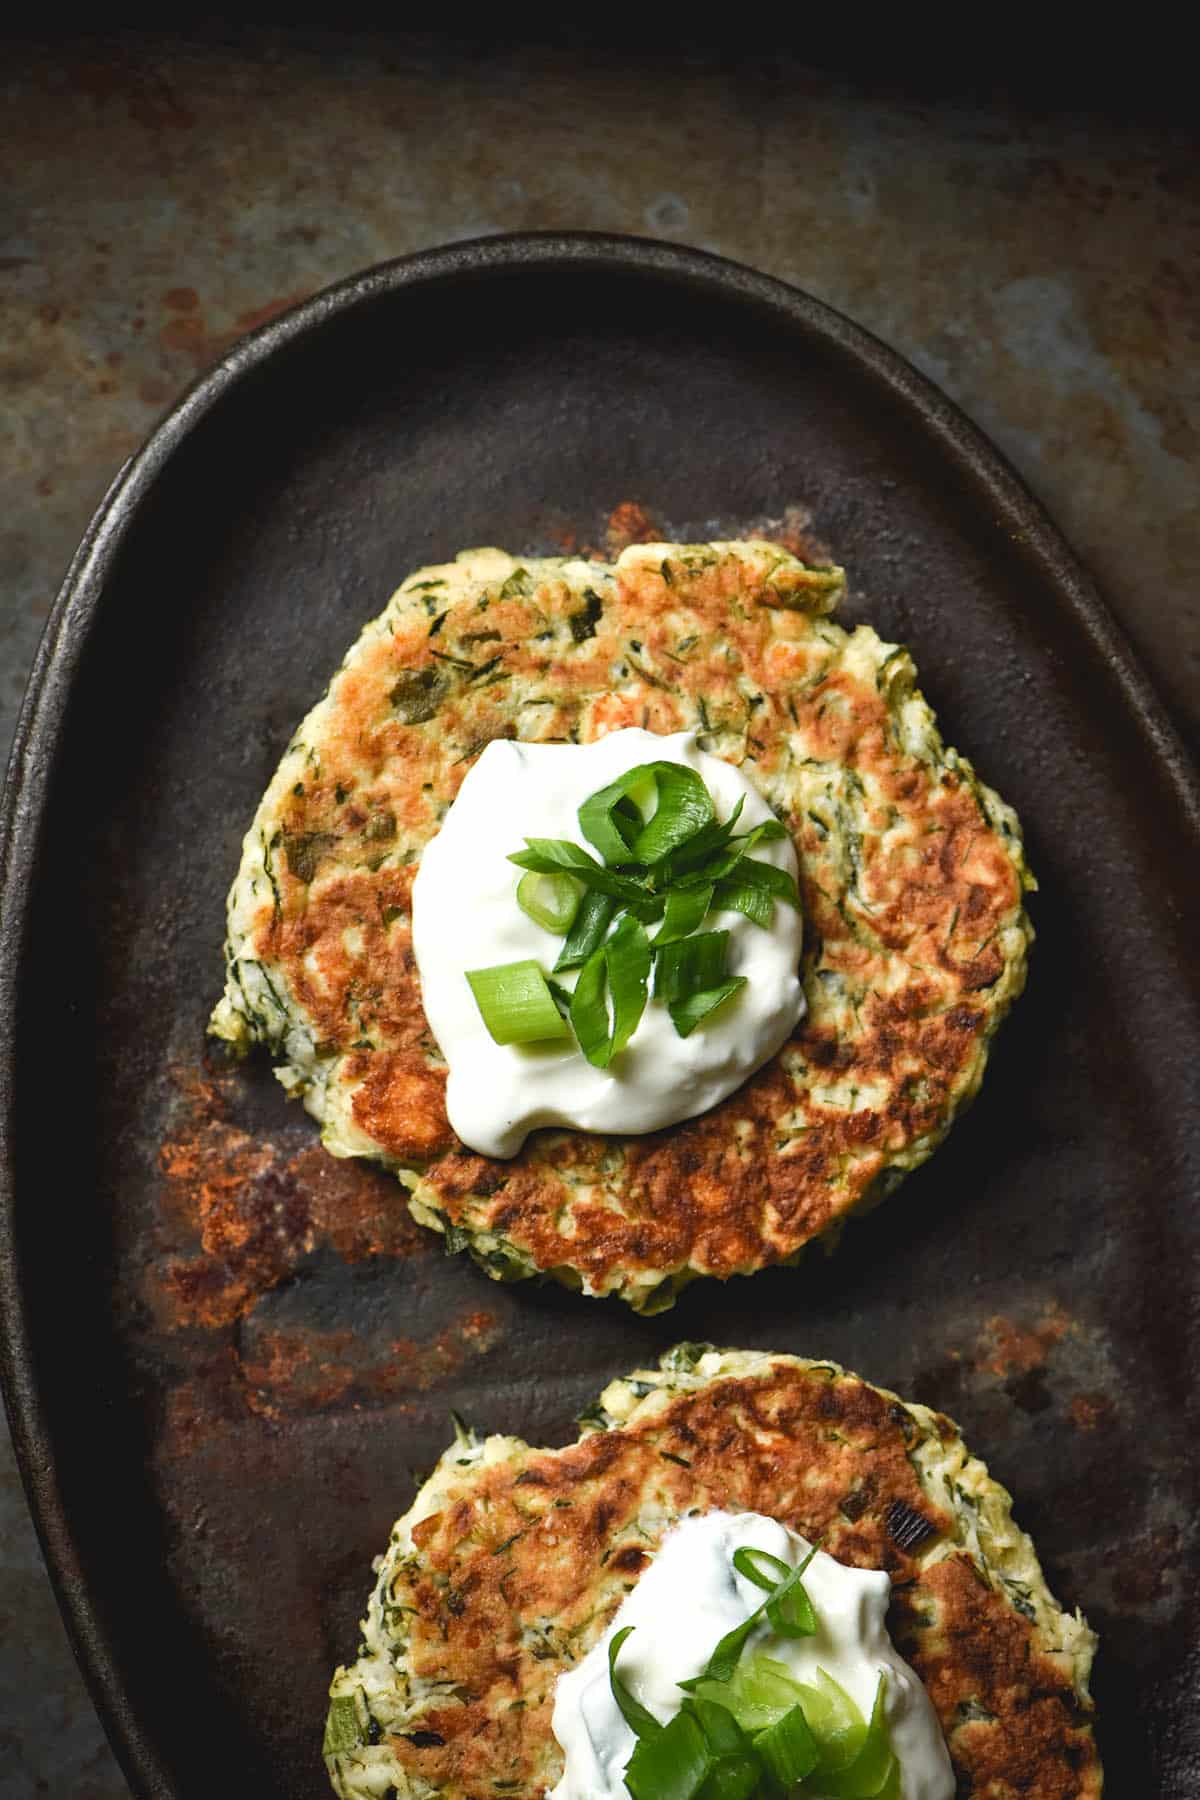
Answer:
[
  {"xmin": 608, "ymin": 1627, "xmax": 661, "ymax": 1741},
  {"xmin": 608, "ymin": 1575, "xmax": 898, "ymax": 1800},
  {"xmin": 654, "ymin": 931, "xmax": 731, "ymax": 1004},
  {"xmin": 710, "ymin": 878, "xmax": 773, "ymax": 927},
  {"xmin": 667, "ymin": 817, "xmax": 786, "ymax": 891},
  {"xmin": 754, "ymin": 1702, "xmax": 820, "ymax": 1788},
  {"xmin": 689, "ymin": 1698, "xmax": 752, "ymax": 1758},
  {"xmin": 689, "ymin": 1543, "xmax": 821, "ymax": 1686},
  {"xmin": 655, "ymin": 797, "xmax": 745, "ymax": 882},
  {"xmin": 688, "ymin": 1702, "xmax": 759, "ymax": 1800},
  {"xmin": 578, "ymin": 761, "xmax": 715, "ymax": 866},
  {"xmin": 570, "ymin": 944, "xmax": 611, "ymax": 1066},
  {"xmin": 570, "ymin": 916, "xmax": 652, "ymax": 1068},
  {"xmin": 555, "ymin": 889, "xmax": 616, "ymax": 970},
  {"xmin": 819, "ymin": 1673, "xmax": 895, "ymax": 1797},
  {"xmin": 516, "ymin": 869, "xmax": 582, "ymax": 935},
  {"xmin": 733, "ymin": 1546, "xmax": 818, "ymax": 1638},
  {"xmin": 496, "ymin": 760, "xmax": 802, "ymax": 1068},
  {"xmin": 545, "ymin": 976, "xmax": 574, "ymax": 1019},
  {"xmin": 725, "ymin": 854, "xmax": 802, "ymax": 907},
  {"xmin": 653, "ymin": 883, "xmax": 714, "ymax": 946},
  {"xmin": 870, "ymin": 1755, "xmax": 903, "ymax": 1800},
  {"xmin": 796, "ymin": 1670, "xmax": 866, "ymax": 1774},
  {"xmin": 509, "ymin": 838, "xmax": 650, "ymax": 906},
  {"xmin": 606, "ymin": 915, "xmax": 652, "ymax": 1060},
  {"xmin": 694, "ymin": 1753, "xmax": 760, "ymax": 1800},
  {"xmin": 631, "ymin": 763, "xmax": 715, "ymax": 863},
  {"xmin": 465, "ymin": 960, "xmax": 570, "ymax": 1045},
  {"xmin": 691, "ymin": 1655, "xmax": 808, "ymax": 1734},
  {"xmin": 625, "ymin": 1706, "xmax": 711, "ymax": 1800},
  {"xmin": 578, "ymin": 764, "xmax": 661, "ymax": 863},
  {"xmin": 669, "ymin": 979, "xmax": 746, "ymax": 1039}
]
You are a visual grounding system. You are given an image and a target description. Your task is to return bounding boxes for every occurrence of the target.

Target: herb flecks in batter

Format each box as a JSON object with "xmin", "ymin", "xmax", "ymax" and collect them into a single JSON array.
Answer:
[{"xmin": 467, "ymin": 762, "xmax": 801, "ymax": 1066}]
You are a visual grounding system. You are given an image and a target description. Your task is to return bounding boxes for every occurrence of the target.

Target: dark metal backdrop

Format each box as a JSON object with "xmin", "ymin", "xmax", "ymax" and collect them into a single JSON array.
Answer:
[{"xmin": 1, "ymin": 237, "xmax": 1197, "ymax": 1798}]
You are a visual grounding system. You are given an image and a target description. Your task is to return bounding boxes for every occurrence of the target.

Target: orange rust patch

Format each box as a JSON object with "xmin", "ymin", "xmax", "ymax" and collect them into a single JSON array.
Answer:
[
  {"xmin": 605, "ymin": 500, "xmax": 661, "ymax": 550},
  {"xmin": 1110, "ymin": 1525, "xmax": 1183, "ymax": 1607},
  {"xmin": 233, "ymin": 291, "xmax": 312, "ymax": 334},
  {"xmin": 153, "ymin": 291, "xmax": 312, "ymax": 372},
  {"xmin": 159, "ymin": 313, "xmax": 209, "ymax": 358},
  {"xmin": 976, "ymin": 1304, "xmax": 1072, "ymax": 1379},
  {"xmin": 239, "ymin": 1311, "xmax": 503, "ymax": 1418},
  {"xmin": 1069, "ymin": 1392, "xmax": 1114, "ymax": 1432},
  {"xmin": 746, "ymin": 504, "xmax": 836, "ymax": 567},
  {"xmin": 152, "ymin": 1061, "xmax": 430, "ymax": 1332}
]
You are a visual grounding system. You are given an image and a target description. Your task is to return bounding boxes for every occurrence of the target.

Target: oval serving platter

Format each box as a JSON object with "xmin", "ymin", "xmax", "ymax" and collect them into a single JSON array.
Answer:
[{"xmin": 2, "ymin": 236, "xmax": 1198, "ymax": 1799}]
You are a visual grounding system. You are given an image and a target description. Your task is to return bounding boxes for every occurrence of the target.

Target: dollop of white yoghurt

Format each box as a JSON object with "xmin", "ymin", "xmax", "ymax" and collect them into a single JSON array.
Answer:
[
  {"xmin": 412, "ymin": 729, "xmax": 805, "ymax": 1157},
  {"xmin": 550, "ymin": 1511, "xmax": 954, "ymax": 1800}
]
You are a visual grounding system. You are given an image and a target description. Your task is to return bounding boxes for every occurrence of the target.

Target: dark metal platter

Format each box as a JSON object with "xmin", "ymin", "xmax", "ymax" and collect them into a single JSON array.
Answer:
[{"xmin": 2, "ymin": 236, "xmax": 1198, "ymax": 1798}]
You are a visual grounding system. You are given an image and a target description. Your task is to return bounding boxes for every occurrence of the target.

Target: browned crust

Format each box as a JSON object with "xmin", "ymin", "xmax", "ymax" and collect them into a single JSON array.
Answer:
[
  {"xmin": 378, "ymin": 1364, "xmax": 1099, "ymax": 1797},
  {"xmin": 243, "ymin": 544, "xmax": 1028, "ymax": 1295}
]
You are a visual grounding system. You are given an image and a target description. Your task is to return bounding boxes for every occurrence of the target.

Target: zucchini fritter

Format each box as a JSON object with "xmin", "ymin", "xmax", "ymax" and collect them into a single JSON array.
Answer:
[
  {"xmin": 211, "ymin": 542, "xmax": 1033, "ymax": 1310},
  {"xmin": 325, "ymin": 1346, "xmax": 1099, "ymax": 1800}
]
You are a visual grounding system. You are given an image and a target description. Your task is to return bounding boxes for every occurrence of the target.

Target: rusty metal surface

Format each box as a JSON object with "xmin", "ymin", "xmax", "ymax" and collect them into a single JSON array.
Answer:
[
  {"xmin": 2, "ymin": 36, "xmax": 1198, "ymax": 789},
  {"xmin": 0, "ymin": 158, "xmax": 1194, "ymax": 1800}
]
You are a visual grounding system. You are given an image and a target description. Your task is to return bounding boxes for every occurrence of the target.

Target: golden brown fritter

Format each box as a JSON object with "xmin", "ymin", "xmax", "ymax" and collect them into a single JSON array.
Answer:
[
  {"xmin": 211, "ymin": 541, "xmax": 1032, "ymax": 1309},
  {"xmin": 324, "ymin": 1347, "xmax": 1100, "ymax": 1800}
]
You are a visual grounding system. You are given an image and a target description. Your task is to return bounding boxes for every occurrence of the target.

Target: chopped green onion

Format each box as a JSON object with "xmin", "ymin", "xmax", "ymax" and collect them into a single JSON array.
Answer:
[
  {"xmin": 570, "ymin": 944, "xmax": 611, "ymax": 1066},
  {"xmin": 689, "ymin": 1698, "xmax": 752, "ymax": 1757},
  {"xmin": 725, "ymin": 855, "xmax": 802, "ymax": 908},
  {"xmin": 555, "ymin": 889, "xmax": 615, "ymax": 970},
  {"xmin": 754, "ymin": 1703, "xmax": 820, "ymax": 1788},
  {"xmin": 655, "ymin": 797, "xmax": 745, "ymax": 883},
  {"xmin": 694, "ymin": 1753, "xmax": 760, "ymax": 1800},
  {"xmin": 579, "ymin": 764, "xmax": 661, "ymax": 862},
  {"xmin": 497, "ymin": 759, "xmax": 802, "ymax": 1070},
  {"xmin": 608, "ymin": 1568, "xmax": 898, "ymax": 1800},
  {"xmin": 798, "ymin": 1670, "xmax": 866, "ymax": 1774},
  {"xmin": 516, "ymin": 870, "xmax": 582, "ymax": 935},
  {"xmin": 732, "ymin": 1546, "xmax": 817, "ymax": 1638},
  {"xmin": 820, "ymin": 1673, "xmax": 895, "ymax": 1797},
  {"xmin": 710, "ymin": 879, "xmax": 773, "ymax": 927},
  {"xmin": 655, "ymin": 931, "xmax": 731, "ymax": 1004},
  {"xmin": 465, "ymin": 960, "xmax": 570, "ymax": 1045},
  {"xmin": 578, "ymin": 761, "xmax": 716, "ymax": 866},
  {"xmin": 625, "ymin": 1707, "xmax": 712, "ymax": 1800},
  {"xmin": 669, "ymin": 980, "xmax": 746, "ymax": 1039},
  {"xmin": 688, "ymin": 1702, "xmax": 759, "ymax": 1800},
  {"xmin": 691, "ymin": 1543, "xmax": 820, "ymax": 1685},
  {"xmin": 570, "ymin": 915, "xmax": 652, "ymax": 1069},
  {"xmin": 606, "ymin": 915, "xmax": 652, "ymax": 1060},
  {"xmin": 608, "ymin": 1627, "xmax": 661, "ymax": 1741},
  {"xmin": 509, "ymin": 837, "xmax": 650, "ymax": 906},
  {"xmin": 632, "ymin": 764, "xmax": 716, "ymax": 862},
  {"xmin": 871, "ymin": 1756, "xmax": 903, "ymax": 1800},
  {"xmin": 691, "ymin": 1655, "xmax": 809, "ymax": 1734},
  {"xmin": 653, "ymin": 883, "xmax": 714, "ymax": 946},
  {"xmin": 545, "ymin": 976, "xmax": 574, "ymax": 1019}
]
